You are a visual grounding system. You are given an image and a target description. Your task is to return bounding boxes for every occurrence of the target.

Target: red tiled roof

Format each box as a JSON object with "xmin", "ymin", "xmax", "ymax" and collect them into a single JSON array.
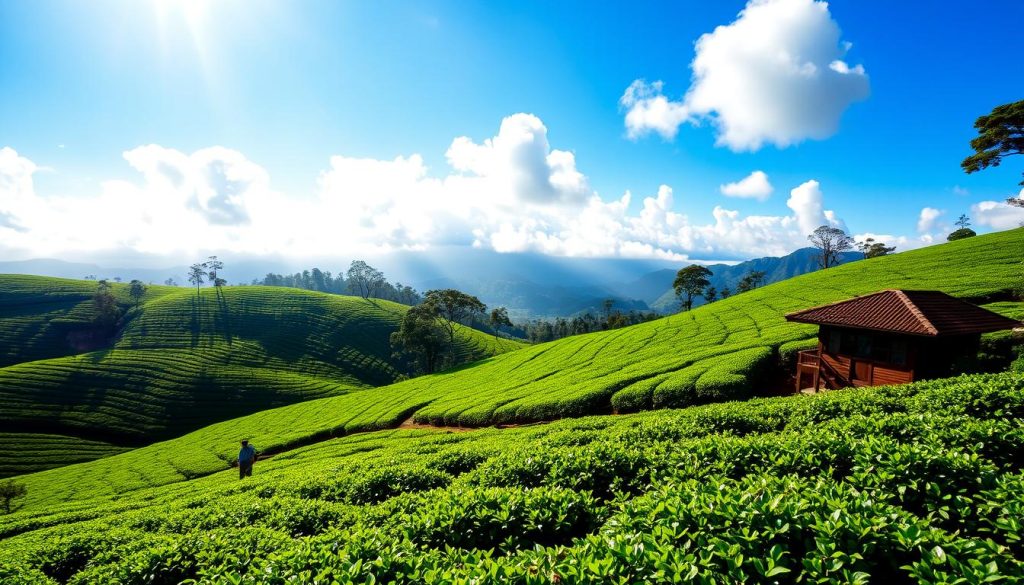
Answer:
[{"xmin": 785, "ymin": 289, "xmax": 1022, "ymax": 336}]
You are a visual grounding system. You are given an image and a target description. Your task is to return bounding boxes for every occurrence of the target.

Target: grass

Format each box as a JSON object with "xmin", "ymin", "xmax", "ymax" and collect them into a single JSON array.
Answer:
[
  {"xmin": 1, "ymin": 371, "xmax": 1022, "ymax": 583},
  {"xmin": 5, "ymin": 228, "xmax": 1022, "ymax": 510},
  {"xmin": 0, "ymin": 281, "xmax": 522, "ymax": 475}
]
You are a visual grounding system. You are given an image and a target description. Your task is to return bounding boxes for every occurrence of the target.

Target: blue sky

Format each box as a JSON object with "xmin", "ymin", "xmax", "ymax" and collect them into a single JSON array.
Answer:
[{"xmin": 1, "ymin": 0, "xmax": 1022, "ymax": 264}]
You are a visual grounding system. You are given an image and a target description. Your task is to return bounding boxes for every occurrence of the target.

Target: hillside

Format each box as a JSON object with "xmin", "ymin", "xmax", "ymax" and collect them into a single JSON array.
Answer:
[
  {"xmin": 2, "ymin": 371, "xmax": 1023, "ymax": 583},
  {"xmin": 641, "ymin": 247, "xmax": 863, "ymax": 312},
  {"xmin": 0, "ymin": 280, "xmax": 523, "ymax": 476},
  {"xmin": 6, "ymin": 228, "xmax": 1021, "ymax": 511}
]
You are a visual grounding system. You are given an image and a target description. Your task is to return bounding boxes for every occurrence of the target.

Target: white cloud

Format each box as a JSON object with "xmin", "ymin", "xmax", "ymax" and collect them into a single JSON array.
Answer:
[
  {"xmin": 917, "ymin": 207, "xmax": 944, "ymax": 233},
  {"xmin": 621, "ymin": 0, "xmax": 869, "ymax": 151},
  {"xmin": 0, "ymin": 114, "xmax": 869, "ymax": 263},
  {"xmin": 973, "ymin": 198, "xmax": 1024, "ymax": 230},
  {"xmin": 720, "ymin": 170, "xmax": 773, "ymax": 200},
  {"xmin": 619, "ymin": 80, "xmax": 690, "ymax": 140},
  {"xmin": 786, "ymin": 179, "xmax": 843, "ymax": 235}
]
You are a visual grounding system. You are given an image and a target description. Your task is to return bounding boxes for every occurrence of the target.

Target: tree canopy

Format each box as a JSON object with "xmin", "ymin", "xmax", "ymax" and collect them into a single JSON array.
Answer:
[
  {"xmin": 673, "ymin": 265, "xmax": 712, "ymax": 311},
  {"xmin": 857, "ymin": 237, "xmax": 896, "ymax": 259},
  {"xmin": 422, "ymin": 289, "xmax": 487, "ymax": 361},
  {"xmin": 961, "ymin": 99, "xmax": 1024, "ymax": 188},
  {"xmin": 808, "ymin": 225, "xmax": 854, "ymax": 269},
  {"xmin": 736, "ymin": 270, "xmax": 766, "ymax": 293}
]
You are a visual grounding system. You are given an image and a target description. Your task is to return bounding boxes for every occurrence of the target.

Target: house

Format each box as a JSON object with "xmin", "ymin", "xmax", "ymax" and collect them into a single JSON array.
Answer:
[{"xmin": 785, "ymin": 289, "xmax": 1021, "ymax": 391}]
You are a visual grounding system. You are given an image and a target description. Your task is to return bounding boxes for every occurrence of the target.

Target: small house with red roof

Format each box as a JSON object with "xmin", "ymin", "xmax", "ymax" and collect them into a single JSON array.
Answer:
[{"xmin": 785, "ymin": 290, "xmax": 1021, "ymax": 391}]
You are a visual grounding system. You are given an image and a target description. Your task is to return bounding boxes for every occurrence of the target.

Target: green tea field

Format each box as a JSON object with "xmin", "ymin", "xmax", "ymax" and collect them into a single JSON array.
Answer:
[
  {"xmin": 2, "ymin": 371, "xmax": 1023, "ymax": 583},
  {"xmin": 5, "ymin": 228, "xmax": 1022, "ymax": 511},
  {"xmin": 0, "ymin": 280, "xmax": 522, "ymax": 475}
]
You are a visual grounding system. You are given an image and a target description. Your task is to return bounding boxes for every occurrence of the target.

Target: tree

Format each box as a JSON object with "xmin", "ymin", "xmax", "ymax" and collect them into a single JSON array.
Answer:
[
  {"xmin": 857, "ymin": 237, "xmax": 896, "ymax": 259},
  {"xmin": 128, "ymin": 279, "xmax": 147, "ymax": 307},
  {"xmin": 947, "ymin": 227, "xmax": 977, "ymax": 241},
  {"xmin": 0, "ymin": 480, "xmax": 27, "ymax": 514},
  {"xmin": 164, "ymin": 277, "xmax": 177, "ymax": 286},
  {"xmin": 673, "ymin": 265, "xmax": 713, "ymax": 311},
  {"xmin": 704, "ymin": 286, "xmax": 718, "ymax": 303},
  {"xmin": 961, "ymin": 99, "xmax": 1024, "ymax": 188},
  {"xmin": 720, "ymin": 286, "xmax": 731, "ymax": 299},
  {"xmin": 489, "ymin": 307, "xmax": 513, "ymax": 338},
  {"xmin": 736, "ymin": 270, "xmax": 767, "ymax": 294},
  {"xmin": 206, "ymin": 256, "xmax": 226, "ymax": 292},
  {"xmin": 808, "ymin": 225, "xmax": 855, "ymax": 269},
  {"xmin": 422, "ymin": 289, "xmax": 487, "ymax": 363},
  {"xmin": 92, "ymin": 280, "xmax": 121, "ymax": 330},
  {"xmin": 390, "ymin": 304, "xmax": 446, "ymax": 375},
  {"xmin": 955, "ymin": 214, "xmax": 971, "ymax": 229},
  {"xmin": 188, "ymin": 263, "xmax": 206, "ymax": 297},
  {"xmin": 346, "ymin": 260, "xmax": 384, "ymax": 299}
]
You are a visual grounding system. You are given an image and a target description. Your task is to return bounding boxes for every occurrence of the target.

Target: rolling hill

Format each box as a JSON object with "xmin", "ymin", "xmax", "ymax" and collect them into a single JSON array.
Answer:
[
  {"xmin": 5, "ymin": 228, "xmax": 1021, "ymax": 512},
  {"xmin": 0, "ymin": 280, "xmax": 523, "ymax": 476}
]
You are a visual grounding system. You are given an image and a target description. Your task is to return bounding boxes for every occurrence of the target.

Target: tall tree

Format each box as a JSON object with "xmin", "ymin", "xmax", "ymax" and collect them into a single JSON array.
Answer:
[
  {"xmin": 736, "ymin": 270, "xmax": 767, "ymax": 293},
  {"xmin": 188, "ymin": 263, "xmax": 206, "ymax": 298},
  {"xmin": 673, "ymin": 265, "xmax": 713, "ymax": 311},
  {"xmin": 857, "ymin": 237, "xmax": 896, "ymax": 259},
  {"xmin": 954, "ymin": 214, "xmax": 971, "ymax": 229},
  {"xmin": 961, "ymin": 99, "xmax": 1024, "ymax": 190},
  {"xmin": 390, "ymin": 304, "xmax": 446, "ymax": 375},
  {"xmin": 720, "ymin": 286, "xmax": 732, "ymax": 299},
  {"xmin": 489, "ymin": 307, "xmax": 513, "ymax": 339},
  {"xmin": 128, "ymin": 279, "xmax": 147, "ymax": 307},
  {"xmin": 346, "ymin": 260, "xmax": 379, "ymax": 299},
  {"xmin": 704, "ymin": 286, "xmax": 718, "ymax": 303},
  {"xmin": 422, "ymin": 289, "xmax": 487, "ymax": 362},
  {"xmin": 808, "ymin": 225, "xmax": 855, "ymax": 269},
  {"xmin": 206, "ymin": 256, "xmax": 226, "ymax": 292},
  {"xmin": 92, "ymin": 280, "xmax": 121, "ymax": 330}
]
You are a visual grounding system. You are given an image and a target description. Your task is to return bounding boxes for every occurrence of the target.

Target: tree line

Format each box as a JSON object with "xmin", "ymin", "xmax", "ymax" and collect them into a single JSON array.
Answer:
[{"xmin": 253, "ymin": 260, "xmax": 421, "ymax": 305}]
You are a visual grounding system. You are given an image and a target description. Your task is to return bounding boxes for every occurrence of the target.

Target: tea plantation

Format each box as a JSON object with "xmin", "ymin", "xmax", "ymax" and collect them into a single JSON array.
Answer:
[
  {"xmin": 0, "ymin": 280, "xmax": 522, "ymax": 475},
  {"xmin": 2, "ymin": 371, "xmax": 1023, "ymax": 583},
  {"xmin": 4, "ymin": 228, "xmax": 1022, "ymax": 512}
]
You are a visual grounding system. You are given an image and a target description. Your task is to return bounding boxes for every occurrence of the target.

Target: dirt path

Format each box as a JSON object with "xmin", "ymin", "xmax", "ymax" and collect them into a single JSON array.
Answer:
[{"xmin": 398, "ymin": 416, "xmax": 474, "ymax": 432}]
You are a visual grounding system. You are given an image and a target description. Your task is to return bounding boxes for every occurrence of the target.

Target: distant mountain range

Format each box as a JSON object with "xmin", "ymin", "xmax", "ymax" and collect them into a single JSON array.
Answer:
[
  {"xmin": 0, "ymin": 247, "xmax": 864, "ymax": 320},
  {"xmin": 633, "ymin": 247, "xmax": 864, "ymax": 313}
]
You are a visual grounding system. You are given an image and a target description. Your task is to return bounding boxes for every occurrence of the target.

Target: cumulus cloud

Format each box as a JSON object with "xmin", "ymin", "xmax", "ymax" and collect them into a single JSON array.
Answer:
[
  {"xmin": 720, "ymin": 170, "xmax": 773, "ymax": 200},
  {"xmin": 917, "ymin": 207, "xmax": 944, "ymax": 233},
  {"xmin": 619, "ymin": 80, "xmax": 690, "ymax": 140},
  {"xmin": 973, "ymin": 198, "xmax": 1024, "ymax": 231},
  {"xmin": 0, "ymin": 114, "xmax": 871, "ymax": 263},
  {"xmin": 621, "ymin": 0, "xmax": 869, "ymax": 151}
]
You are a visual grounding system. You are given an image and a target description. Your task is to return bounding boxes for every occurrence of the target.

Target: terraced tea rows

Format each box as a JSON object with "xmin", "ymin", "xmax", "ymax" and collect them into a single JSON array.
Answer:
[
  {"xmin": 6, "ymin": 228, "xmax": 1022, "ymax": 508},
  {"xmin": 0, "ymin": 283, "xmax": 522, "ymax": 475},
  {"xmin": 2, "ymin": 371, "xmax": 1022, "ymax": 583}
]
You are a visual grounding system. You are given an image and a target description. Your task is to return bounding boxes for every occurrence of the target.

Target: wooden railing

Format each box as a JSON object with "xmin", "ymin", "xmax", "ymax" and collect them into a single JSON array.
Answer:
[
  {"xmin": 795, "ymin": 349, "xmax": 848, "ymax": 391},
  {"xmin": 797, "ymin": 350, "xmax": 820, "ymax": 367}
]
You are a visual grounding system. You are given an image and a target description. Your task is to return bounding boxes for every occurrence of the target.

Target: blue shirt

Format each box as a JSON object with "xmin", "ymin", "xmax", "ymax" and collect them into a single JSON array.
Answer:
[{"xmin": 238, "ymin": 444, "xmax": 256, "ymax": 464}]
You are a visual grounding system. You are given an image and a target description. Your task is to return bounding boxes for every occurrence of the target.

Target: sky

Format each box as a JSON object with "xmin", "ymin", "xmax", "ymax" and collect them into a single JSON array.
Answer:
[{"xmin": 1, "ymin": 0, "xmax": 1023, "ymax": 268}]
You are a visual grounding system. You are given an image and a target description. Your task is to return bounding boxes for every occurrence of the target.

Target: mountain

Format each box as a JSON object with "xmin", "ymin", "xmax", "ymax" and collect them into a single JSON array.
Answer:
[{"xmin": 622, "ymin": 247, "xmax": 864, "ymax": 312}]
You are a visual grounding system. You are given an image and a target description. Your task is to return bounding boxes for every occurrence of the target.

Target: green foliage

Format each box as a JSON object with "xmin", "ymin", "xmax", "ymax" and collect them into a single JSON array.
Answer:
[
  {"xmin": 1, "ymin": 373, "xmax": 1024, "ymax": 582},
  {"xmin": 948, "ymin": 227, "xmax": 978, "ymax": 241},
  {"xmin": 0, "ymin": 283, "xmax": 522, "ymax": 473},
  {"xmin": 961, "ymin": 99, "xmax": 1024, "ymax": 186},
  {"xmin": 673, "ymin": 264, "xmax": 712, "ymax": 311},
  {"xmin": 4, "ymin": 229, "xmax": 1020, "ymax": 510}
]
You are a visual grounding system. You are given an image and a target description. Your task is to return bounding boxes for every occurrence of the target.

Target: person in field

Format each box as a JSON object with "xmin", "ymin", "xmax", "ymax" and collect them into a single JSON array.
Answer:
[{"xmin": 237, "ymin": 439, "xmax": 257, "ymax": 479}]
